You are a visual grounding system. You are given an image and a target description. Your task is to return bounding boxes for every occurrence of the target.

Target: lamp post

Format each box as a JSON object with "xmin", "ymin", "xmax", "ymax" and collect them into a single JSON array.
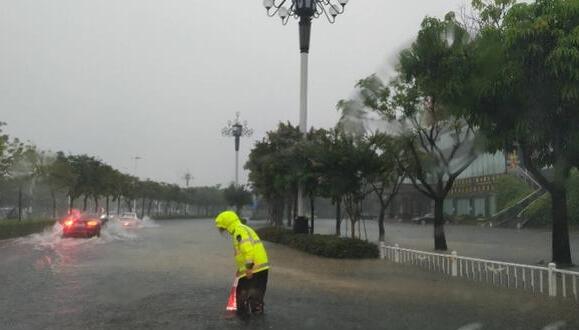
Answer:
[
  {"xmin": 183, "ymin": 171, "xmax": 193, "ymax": 188},
  {"xmin": 222, "ymin": 112, "xmax": 253, "ymax": 186},
  {"xmin": 262, "ymin": 0, "xmax": 349, "ymax": 228}
]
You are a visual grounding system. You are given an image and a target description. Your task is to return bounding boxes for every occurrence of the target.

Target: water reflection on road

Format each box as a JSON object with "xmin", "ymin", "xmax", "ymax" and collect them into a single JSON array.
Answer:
[
  {"xmin": 0, "ymin": 219, "xmax": 577, "ymax": 330},
  {"xmin": 315, "ymin": 219, "xmax": 579, "ymax": 267}
]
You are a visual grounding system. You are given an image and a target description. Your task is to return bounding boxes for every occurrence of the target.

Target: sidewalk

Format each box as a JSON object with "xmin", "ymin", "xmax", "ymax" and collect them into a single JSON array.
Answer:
[{"xmin": 281, "ymin": 219, "xmax": 579, "ymax": 271}]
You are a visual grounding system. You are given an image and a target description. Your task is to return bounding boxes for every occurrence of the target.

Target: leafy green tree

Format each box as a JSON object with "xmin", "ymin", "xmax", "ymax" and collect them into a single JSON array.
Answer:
[
  {"xmin": 307, "ymin": 129, "xmax": 375, "ymax": 239},
  {"xmin": 110, "ymin": 170, "xmax": 129, "ymax": 214},
  {"xmin": 245, "ymin": 123, "xmax": 302, "ymax": 226},
  {"xmin": 120, "ymin": 175, "xmax": 138, "ymax": 212},
  {"xmin": 9, "ymin": 145, "xmax": 46, "ymax": 219},
  {"xmin": 43, "ymin": 152, "xmax": 77, "ymax": 217},
  {"xmin": 304, "ymin": 128, "xmax": 371, "ymax": 236},
  {"xmin": 350, "ymin": 14, "xmax": 479, "ymax": 250},
  {"xmin": 95, "ymin": 163, "xmax": 118, "ymax": 215},
  {"xmin": 192, "ymin": 185, "xmax": 225, "ymax": 217},
  {"xmin": 138, "ymin": 180, "xmax": 162, "ymax": 217},
  {"xmin": 338, "ymin": 135, "xmax": 375, "ymax": 239},
  {"xmin": 366, "ymin": 133, "xmax": 406, "ymax": 242},
  {"xmin": 0, "ymin": 123, "xmax": 24, "ymax": 179},
  {"xmin": 304, "ymin": 128, "xmax": 345, "ymax": 235},
  {"xmin": 223, "ymin": 183, "xmax": 253, "ymax": 215},
  {"xmin": 471, "ymin": 0, "xmax": 516, "ymax": 29},
  {"xmin": 65, "ymin": 155, "xmax": 93, "ymax": 210},
  {"xmin": 182, "ymin": 187, "xmax": 197, "ymax": 216},
  {"xmin": 461, "ymin": 0, "xmax": 579, "ymax": 265}
]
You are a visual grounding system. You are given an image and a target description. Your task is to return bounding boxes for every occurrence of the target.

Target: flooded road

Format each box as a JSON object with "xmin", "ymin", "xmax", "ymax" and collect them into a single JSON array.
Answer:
[
  {"xmin": 315, "ymin": 219, "xmax": 579, "ymax": 267},
  {"xmin": 1, "ymin": 219, "xmax": 578, "ymax": 329}
]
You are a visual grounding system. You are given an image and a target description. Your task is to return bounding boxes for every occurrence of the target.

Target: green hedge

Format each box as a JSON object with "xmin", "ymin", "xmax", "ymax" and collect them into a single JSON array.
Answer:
[
  {"xmin": 495, "ymin": 175, "xmax": 534, "ymax": 211},
  {"xmin": 256, "ymin": 227, "xmax": 379, "ymax": 259},
  {"xmin": 523, "ymin": 170, "xmax": 579, "ymax": 225},
  {"xmin": 524, "ymin": 194, "xmax": 552, "ymax": 225},
  {"xmin": 0, "ymin": 219, "xmax": 56, "ymax": 240}
]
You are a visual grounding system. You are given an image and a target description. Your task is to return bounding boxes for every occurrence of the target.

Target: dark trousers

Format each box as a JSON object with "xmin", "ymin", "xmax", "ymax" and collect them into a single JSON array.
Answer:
[{"xmin": 236, "ymin": 269, "xmax": 268, "ymax": 315}]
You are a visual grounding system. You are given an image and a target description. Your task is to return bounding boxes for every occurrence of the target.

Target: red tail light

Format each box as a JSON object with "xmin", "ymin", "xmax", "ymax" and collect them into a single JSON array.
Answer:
[
  {"xmin": 87, "ymin": 220, "xmax": 99, "ymax": 227},
  {"xmin": 64, "ymin": 220, "xmax": 74, "ymax": 227}
]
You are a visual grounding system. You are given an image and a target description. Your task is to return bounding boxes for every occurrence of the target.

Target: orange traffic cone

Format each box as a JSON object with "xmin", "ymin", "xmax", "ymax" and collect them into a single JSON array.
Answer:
[{"xmin": 226, "ymin": 277, "xmax": 238, "ymax": 311}]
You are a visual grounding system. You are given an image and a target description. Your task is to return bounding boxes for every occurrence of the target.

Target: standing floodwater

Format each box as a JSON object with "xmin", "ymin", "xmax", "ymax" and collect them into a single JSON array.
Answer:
[{"xmin": 1, "ymin": 219, "xmax": 578, "ymax": 330}]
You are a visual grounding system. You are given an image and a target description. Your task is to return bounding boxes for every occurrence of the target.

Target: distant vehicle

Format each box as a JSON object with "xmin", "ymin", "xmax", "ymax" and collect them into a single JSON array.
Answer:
[
  {"xmin": 0, "ymin": 207, "xmax": 16, "ymax": 219},
  {"xmin": 62, "ymin": 214, "xmax": 102, "ymax": 238},
  {"xmin": 99, "ymin": 214, "xmax": 110, "ymax": 225},
  {"xmin": 119, "ymin": 212, "xmax": 140, "ymax": 228},
  {"xmin": 411, "ymin": 213, "xmax": 434, "ymax": 225}
]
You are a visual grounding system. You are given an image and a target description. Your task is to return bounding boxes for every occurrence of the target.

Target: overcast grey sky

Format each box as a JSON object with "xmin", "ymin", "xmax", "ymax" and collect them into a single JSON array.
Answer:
[{"xmin": 1, "ymin": 0, "xmax": 466, "ymax": 187}]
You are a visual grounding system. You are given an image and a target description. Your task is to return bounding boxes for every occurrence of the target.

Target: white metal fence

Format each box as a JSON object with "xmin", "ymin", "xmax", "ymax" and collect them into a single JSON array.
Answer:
[{"xmin": 380, "ymin": 243, "xmax": 579, "ymax": 302}]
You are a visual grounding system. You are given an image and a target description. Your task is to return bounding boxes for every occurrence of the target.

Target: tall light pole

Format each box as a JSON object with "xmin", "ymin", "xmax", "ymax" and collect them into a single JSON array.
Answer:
[
  {"xmin": 222, "ymin": 112, "xmax": 253, "ymax": 186},
  {"xmin": 262, "ymin": 0, "xmax": 349, "ymax": 228}
]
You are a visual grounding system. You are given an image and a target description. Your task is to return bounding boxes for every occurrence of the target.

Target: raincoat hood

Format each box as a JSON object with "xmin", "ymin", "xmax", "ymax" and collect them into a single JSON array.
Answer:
[{"xmin": 215, "ymin": 211, "xmax": 241, "ymax": 234}]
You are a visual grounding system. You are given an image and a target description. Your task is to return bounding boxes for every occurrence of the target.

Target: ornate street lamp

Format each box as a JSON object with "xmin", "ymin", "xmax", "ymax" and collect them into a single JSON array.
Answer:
[
  {"xmin": 262, "ymin": 0, "xmax": 349, "ymax": 230},
  {"xmin": 222, "ymin": 112, "xmax": 253, "ymax": 186}
]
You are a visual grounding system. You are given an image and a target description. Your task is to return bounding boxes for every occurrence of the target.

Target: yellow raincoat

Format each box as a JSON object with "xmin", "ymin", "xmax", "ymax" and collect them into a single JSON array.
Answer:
[{"xmin": 215, "ymin": 211, "xmax": 269, "ymax": 279}]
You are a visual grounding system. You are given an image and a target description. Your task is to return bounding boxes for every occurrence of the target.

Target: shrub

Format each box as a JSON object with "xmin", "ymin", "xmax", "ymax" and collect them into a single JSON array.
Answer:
[
  {"xmin": 523, "ymin": 170, "xmax": 579, "ymax": 225},
  {"xmin": 256, "ymin": 227, "xmax": 379, "ymax": 259},
  {"xmin": 524, "ymin": 194, "xmax": 552, "ymax": 226},
  {"xmin": 495, "ymin": 175, "xmax": 533, "ymax": 211},
  {"xmin": 0, "ymin": 219, "xmax": 55, "ymax": 240}
]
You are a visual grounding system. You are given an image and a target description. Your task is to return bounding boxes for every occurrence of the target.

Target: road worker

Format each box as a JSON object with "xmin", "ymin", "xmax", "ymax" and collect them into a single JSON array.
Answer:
[{"xmin": 215, "ymin": 211, "xmax": 269, "ymax": 316}]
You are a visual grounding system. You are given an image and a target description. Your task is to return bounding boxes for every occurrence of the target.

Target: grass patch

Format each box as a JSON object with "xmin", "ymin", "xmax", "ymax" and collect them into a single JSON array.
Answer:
[
  {"xmin": 0, "ymin": 219, "xmax": 56, "ymax": 240},
  {"xmin": 256, "ymin": 227, "xmax": 379, "ymax": 259}
]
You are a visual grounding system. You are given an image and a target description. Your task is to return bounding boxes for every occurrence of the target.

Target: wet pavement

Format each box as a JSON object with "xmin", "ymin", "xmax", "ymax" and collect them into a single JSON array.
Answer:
[
  {"xmin": 1, "ymin": 219, "xmax": 578, "ymax": 330},
  {"xmin": 314, "ymin": 219, "xmax": 579, "ymax": 268}
]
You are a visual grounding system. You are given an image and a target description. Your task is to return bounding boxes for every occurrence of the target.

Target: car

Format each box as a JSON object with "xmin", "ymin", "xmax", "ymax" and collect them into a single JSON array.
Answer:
[
  {"xmin": 119, "ymin": 212, "xmax": 140, "ymax": 228},
  {"xmin": 411, "ymin": 213, "xmax": 434, "ymax": 225},
  {"xmin": 62, "ymin": 215, "xmax": 102, "ymax": 238}
]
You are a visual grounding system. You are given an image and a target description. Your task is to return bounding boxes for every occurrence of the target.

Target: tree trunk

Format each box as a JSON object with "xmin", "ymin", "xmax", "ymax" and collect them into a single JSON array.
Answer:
[
  {"xmin": 69, "ymin": 195, "xmax": 75, "ymax": 212},
  {"xmin": 286, "ymin": 197, "xmax": 293, "ymax": 228},
  {"xmin": 51, "ymin": 190, "xmax": 57, "ymax": 219},
  {"xmin": 551, "ymin": 186, "xmax": 572, "ymax": 266},
  {"xmin": 83, "ymin": 195, "xmax": 88, "ymax": 211},
  {"xmin": 147, "ymin": 200, "xmax": 154, "ymax": 216},
  {"xmin": 117, "ymin": 197, "xmax": 121, "ymax": 215},
  {"xmin": 378, "ymin": 201, "xmax": 386, "ymax": 242},
  {"xmin": 94, "ymin": 196, "xmax": 99, "ymax": 213},
  {"xmin": 105, "ymin": 196, "xmax": 110, "ymax": 216},
  {"xmin": 433, "ymin": 198, "xmax": 447, "ymax": 251},
  {"xmin": 350, "ymin": 219, "xmax": 356, "ymax": 239},
  {"xmin": 275, "ymin": 197, "xmax": 284, "ymax": 227},
  {"xmin": 293, "ymin": 195, "xmax": 298, "ymax": 222},
  {"xmin": 309, "ymin": 195, "xmax": 315, "ymax": 234},
  {"xmin": 335, "ymin": 198, "xmax": 342, "ymax": 236},
  {"xmin": 141, "ymin": 198, "xmax": 146, "ymax": 219},
  {"xmin": 18, "ymin": 186, "xmax": 22, "ymax": 221}
]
